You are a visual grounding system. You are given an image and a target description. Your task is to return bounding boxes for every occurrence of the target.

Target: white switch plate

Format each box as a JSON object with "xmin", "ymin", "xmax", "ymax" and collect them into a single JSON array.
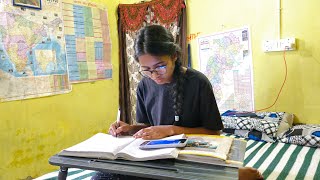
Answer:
[{"xmin": 263, "ymin": 38, "xmax": 296, "ymax": 52}]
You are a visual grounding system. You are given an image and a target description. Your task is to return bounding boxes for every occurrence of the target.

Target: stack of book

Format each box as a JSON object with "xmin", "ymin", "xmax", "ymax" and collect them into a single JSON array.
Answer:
[{"xmin": 177, "ymin": 134, "xmax": 246, "ymax": 167}]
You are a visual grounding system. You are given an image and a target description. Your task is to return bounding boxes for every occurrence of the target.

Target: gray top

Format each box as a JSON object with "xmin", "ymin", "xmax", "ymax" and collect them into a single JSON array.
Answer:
[{"xmin": 136, "ymin": 68, "xmax": 223, "ymax": 131}]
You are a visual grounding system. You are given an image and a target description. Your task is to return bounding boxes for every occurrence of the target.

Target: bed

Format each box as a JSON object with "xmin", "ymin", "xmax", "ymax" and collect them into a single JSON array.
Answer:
[{"xmin": 243, "ymin": 139, "xmax": 320, "ymax": 180}]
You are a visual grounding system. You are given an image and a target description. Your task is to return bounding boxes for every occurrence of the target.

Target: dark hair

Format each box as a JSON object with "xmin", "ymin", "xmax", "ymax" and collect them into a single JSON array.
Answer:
[{"xmin": 134, "ymin": 25, "xmax": 185, "ymax": 120}]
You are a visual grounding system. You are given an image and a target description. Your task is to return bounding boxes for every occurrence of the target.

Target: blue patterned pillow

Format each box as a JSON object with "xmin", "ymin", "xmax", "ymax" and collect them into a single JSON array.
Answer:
[
  {"xmin": 223, "ymin": 129, "xmax": 275, "ymax": 142},
  {"xmin": 221, "ymin": 111, "xmax": 294, "ymax": 143},
  {"xmin": 278, "ymin": 124, "xmax": 320, "ymax": 148}
]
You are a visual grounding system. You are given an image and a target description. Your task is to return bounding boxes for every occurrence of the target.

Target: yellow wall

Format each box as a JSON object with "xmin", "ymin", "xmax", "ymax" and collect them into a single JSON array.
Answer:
[
  {"xmin": 1, "ymin": 0, "xmax": 320, "ymax": 179},
  {"xmin": 187, "ymin": 0, "xmax": 320, "ymax": 124},
  {"xmin": 0, "ymin": 0, "xmax": 120, "ymax": 179}
]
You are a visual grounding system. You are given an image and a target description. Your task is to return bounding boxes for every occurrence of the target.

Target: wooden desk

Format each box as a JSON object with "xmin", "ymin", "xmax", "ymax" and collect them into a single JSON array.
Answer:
[{"xmin": 49, "ymin": 155, "xmax": 238, "ymax": 180}]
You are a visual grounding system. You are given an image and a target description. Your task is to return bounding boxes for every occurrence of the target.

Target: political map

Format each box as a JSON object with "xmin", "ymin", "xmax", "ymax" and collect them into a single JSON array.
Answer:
[
  {"xmin": 198, "ymin": 27, "xmax": 254, "ymax": 113},
  {"xmin": 0, "ymin": 0, "xmax": 71, "ymax": 101},
  {"xmin": 0, "ymin": 0, "xmax": 112, "ymax": 101}
]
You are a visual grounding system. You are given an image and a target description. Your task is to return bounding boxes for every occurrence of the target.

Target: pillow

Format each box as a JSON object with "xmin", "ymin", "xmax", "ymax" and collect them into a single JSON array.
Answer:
[
  {"xmin": 221, "ymin": 111, "xmax": 293, "ymax": 142},
  {"xmin": 278, "ymin": 124, "xmax": 320, "ymax": 148},
  {"xmin": 223, "ymin": 129, "xmax": 275, "ymax": 142},
  {"xmin": 276, "ymin": 113, "xmax": 294, "ymax": 137}
]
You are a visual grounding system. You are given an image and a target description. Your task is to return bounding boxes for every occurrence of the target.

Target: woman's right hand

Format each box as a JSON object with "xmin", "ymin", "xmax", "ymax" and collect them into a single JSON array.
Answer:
[
  {"xmin": 238, "ymin": 167, "xmax": 264, "ymax": 180},
  {"xmin": 109, "ymin": 121, "xmax": 133, "ymax": 137}
]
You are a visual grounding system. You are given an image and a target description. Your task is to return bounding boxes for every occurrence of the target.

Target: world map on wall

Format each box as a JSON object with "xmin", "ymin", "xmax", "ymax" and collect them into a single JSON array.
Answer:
[{"xmin": 198, "ymin": 27, "xmax": 254, "ymax": 113}]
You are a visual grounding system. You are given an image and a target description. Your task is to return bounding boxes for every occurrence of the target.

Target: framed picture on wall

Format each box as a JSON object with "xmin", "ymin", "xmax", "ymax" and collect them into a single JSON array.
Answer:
[{"xmin": 13, "ymin": 0, "xmax": 42, "ymax": 10}]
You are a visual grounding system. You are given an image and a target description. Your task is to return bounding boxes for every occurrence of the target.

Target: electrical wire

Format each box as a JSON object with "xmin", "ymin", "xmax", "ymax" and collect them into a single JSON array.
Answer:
[
  {"xmin": 254, "ymin": 49, "xmax": 288, "ymax": 112},
  {"xmin": 233, "ymin": 49, "xmax": 288, "ymax": 115}
]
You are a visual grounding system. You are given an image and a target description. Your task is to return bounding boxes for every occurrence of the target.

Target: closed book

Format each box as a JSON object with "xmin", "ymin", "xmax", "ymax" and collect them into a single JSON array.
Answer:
[{"xmin": 178, "ymin": 135, "xmax": 246, "ymax": 168}]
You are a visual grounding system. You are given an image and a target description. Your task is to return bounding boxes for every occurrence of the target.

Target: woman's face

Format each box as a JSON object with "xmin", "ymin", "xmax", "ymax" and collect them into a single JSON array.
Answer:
[{"xmin": 138, "ymin": 54, "xmax": 176, "ymax": 84}]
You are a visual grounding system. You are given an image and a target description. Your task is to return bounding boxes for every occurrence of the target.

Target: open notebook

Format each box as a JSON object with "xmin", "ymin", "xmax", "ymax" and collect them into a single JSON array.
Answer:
[{"xmin": 59, "ymin": 133, "xmax": 185, "ymax": 161}]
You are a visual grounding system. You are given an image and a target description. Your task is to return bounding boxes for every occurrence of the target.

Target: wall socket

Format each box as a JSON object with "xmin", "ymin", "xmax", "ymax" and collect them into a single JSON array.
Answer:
[{"xmin": 263, "ymin": 37, "xmax": 296, "ymax": 52}]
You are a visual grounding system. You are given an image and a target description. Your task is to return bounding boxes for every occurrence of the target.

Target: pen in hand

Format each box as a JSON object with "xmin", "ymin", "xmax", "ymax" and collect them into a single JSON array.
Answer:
[{"xmin": 115, "ymin": 108, "xmax": 120, "ymax": 137}]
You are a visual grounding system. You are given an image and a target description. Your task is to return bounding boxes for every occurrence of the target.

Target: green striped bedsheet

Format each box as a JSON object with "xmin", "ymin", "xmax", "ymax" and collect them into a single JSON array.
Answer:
[
  {"xmin": 36, "ymin": 140, "xmax": 320, "ymax": 180},
  {"xmin": 245, "ymin": 140, "xmax": 320, "ymax": 180}
]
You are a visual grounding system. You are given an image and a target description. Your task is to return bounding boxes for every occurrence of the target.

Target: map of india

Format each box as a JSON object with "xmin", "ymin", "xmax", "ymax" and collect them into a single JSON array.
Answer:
[{"xmin": 0, "ymin": 0, "xmax": 71, "ymax": 101}]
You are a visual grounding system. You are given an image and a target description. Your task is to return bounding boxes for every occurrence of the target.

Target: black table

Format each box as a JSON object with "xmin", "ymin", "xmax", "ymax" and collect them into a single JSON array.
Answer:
[{"xmin": 49, "ymin": 155, "xmax": 238, "ymax": 180}]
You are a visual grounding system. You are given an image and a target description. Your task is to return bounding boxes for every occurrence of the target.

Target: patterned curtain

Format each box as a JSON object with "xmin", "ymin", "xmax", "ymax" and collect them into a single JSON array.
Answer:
[{"xmin": 118, "ymin": 0, "xmax": 187, "ymax": 124}]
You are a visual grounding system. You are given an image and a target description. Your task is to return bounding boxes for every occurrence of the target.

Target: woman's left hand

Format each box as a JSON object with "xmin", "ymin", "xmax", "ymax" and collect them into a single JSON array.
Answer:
[{"xmin": 133, "ymin": 125, "xmax": 174, "ymax": 140}]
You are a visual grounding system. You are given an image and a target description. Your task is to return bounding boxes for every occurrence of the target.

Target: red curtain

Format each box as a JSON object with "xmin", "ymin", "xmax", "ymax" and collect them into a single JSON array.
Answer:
[{"xmin": 118, "ymin": 0, "xmax": 187, "ymax": 124}]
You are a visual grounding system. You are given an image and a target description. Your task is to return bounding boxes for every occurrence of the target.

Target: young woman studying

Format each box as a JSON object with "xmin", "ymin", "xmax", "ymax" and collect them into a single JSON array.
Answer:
[{"xmin": 91, "ymin": 25, "xmax": 263, "ymax": 180}]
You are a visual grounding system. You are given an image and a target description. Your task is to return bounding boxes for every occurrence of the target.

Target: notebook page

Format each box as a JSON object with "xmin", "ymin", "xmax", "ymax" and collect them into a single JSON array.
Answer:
[
  {"xmin": 59, "ymin": 133, "xmax": 135, "ymax": 159},
  {"xmin": 117, "ymin": 134, "xmax": 185, "ymax": 161}
]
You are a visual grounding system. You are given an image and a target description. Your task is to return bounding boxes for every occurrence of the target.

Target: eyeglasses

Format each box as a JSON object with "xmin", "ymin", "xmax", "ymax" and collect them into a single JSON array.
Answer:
[{"xmin": 139, "ymin": 65, "xmax": 167, "ymax": 77}]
